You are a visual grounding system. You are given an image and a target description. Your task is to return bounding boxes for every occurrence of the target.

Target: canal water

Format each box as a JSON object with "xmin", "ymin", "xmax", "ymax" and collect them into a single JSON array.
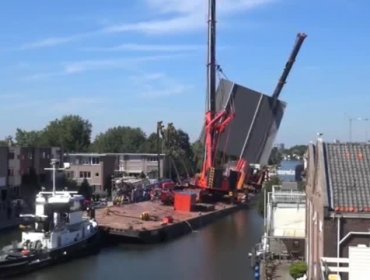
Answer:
[
  {"xmin": 0, "ymin": 206, "xmax": 263, "ymax": 280},
  {"xmin": 277, "ymin": 160, "xmax": 303, "ymax": 182}
]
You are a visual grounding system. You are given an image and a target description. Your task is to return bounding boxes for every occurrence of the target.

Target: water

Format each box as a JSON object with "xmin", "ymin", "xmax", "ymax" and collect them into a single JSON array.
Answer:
[
  {"xmin": 0, "ymin": 207, "xmax": 263, "ymax": 280},
  {"xmin": 277, "ymin": 160, "xmax": 303, "ymax": 182}
]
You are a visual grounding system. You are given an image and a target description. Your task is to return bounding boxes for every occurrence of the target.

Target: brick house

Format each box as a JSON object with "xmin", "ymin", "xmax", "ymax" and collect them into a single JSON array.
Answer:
[
  {"xmin": 64, "ymin": 153, "xmax": 116, "ymax": 194},
  {"xmin": 7, "ymin": 146, "xmax": 59, "ymax": 197},
  {"xmin": 306, "ymin": 141, "xmax": 370, "ymax": 279},
  {"xmin": 115, "ymin": 153, "xmax": 166, "ymax": 178},
  {"xmin": 0, "ymin": 146, "xmax": 8, "ymax": 200},
  {"xmin": 64, "ymin": 153, "xmax": 167, "ymax": 194}
]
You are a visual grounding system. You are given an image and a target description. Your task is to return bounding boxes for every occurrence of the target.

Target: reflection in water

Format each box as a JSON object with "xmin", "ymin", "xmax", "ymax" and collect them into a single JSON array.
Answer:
[{"xmin": 0, "ymin": 207, "xmax": 263, "ymax": 280}]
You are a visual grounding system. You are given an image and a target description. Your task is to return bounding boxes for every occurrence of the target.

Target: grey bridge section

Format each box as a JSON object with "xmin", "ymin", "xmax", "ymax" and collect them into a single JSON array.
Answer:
[{"xmin": 213, "ymin": 79, "xmax": 286, "ymax": 165}]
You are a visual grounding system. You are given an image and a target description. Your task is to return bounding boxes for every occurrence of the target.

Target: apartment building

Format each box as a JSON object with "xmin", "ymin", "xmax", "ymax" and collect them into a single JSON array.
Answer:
[
  {"xmin": 64, "ymin": 153, "xmax": 116, "ymax": 194},
  {"xmin": 0, "ymin": 146, "xmax": 8, "ymax": 201},
  {"xmin": 0, "ymin": 146, "xmax": 62, "ymax": 229},
  {"xmin": 7, "ymin": 146, "xmax": 59, "ymax": 196},
  {"xmin": 306, "ymin": 141, "xmax": 370, "ymax": 280},
  {"xmin": 116, "ymin": 153, "xmax": 166, "ymax": 178},
  {"xmin": 64, "ymin": 153, "xmax": 167, "ymax": 193}
]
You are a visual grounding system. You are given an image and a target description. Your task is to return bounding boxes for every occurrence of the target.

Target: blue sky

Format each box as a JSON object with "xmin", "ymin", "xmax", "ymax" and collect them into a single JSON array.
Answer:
[{"xmin": 1, "ymin": 0, "xmax": 370, "ymax": 147}]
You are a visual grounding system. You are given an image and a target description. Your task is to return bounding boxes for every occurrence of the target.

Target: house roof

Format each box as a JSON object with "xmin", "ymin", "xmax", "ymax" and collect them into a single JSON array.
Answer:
[{"xmin": 325, "ymin": 143, "xmax": 370, "ymax": 212}]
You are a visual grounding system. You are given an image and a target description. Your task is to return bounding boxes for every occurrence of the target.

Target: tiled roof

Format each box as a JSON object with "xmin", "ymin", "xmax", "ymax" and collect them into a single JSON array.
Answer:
[{"xmin": 325, "ymin": 143, "xmax": 370, "ymax": 212}]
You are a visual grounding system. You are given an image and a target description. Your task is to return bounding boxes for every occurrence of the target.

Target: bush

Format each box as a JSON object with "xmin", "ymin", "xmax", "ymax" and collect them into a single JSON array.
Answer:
[{"xmin": 289, "ymin": 261, "xmax": 307, "ymax": 279}]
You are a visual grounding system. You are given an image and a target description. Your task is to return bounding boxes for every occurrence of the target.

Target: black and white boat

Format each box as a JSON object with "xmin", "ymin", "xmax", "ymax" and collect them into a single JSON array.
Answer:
[{"xmin": 0, "ymin": 160, "xmax": 100, "ymax": 278}]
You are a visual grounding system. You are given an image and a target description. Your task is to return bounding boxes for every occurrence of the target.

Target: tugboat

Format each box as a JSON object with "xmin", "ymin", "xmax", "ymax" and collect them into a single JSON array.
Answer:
[{"xmin": 0, "ymin": 159, "xmax": 100, "ymax": 278}]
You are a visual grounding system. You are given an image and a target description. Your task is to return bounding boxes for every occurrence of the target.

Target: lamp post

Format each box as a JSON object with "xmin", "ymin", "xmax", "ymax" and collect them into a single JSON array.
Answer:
[
  {"xmin": 157, "ymin": 121, "xmax": 164, "ymax": 180},
  {"xmin": 349, "ymin": 117, "xmax": 369, "ymax": 142}
]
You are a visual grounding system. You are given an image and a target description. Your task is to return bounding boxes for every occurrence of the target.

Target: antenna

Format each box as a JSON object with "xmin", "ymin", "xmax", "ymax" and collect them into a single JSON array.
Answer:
[{"xmin": 45, "ymin": 158, "xmax": 70, "ymax": 194}]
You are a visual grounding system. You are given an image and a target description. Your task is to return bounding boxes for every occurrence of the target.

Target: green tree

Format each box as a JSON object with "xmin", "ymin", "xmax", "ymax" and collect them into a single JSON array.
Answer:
[
  {"xmin": 268, "ymin": 147, "xmax": 283, "ymax": 165},
  {"xmin": 192, "ymin": 140, "xmax": 204, "ymax": 173},
  {"xmin": 176, "ymin": 129, "xmax": 193, "ymax": 159},
  {"xmin": 15, "ymin": 129, "xmax": 47, "ymax": 147},
  {"xmin": 91, "ymin": 126, "xmax": 146, "ymax": 153},
  {"xmin": 159, "ymin": 124, "xmax": 194, "ymax": 179},
  {"xmin": 139, "ymin": 133, "xmax": 161, "ymax": 153},
  {"xmin": 59, "ymin": 174, "xmax": 78, "ymax": 191},
  {"xmin": 284, "ymin": 145, "xmax": 307, "ymax": 159},
  {"xmin": 0, "ymin": 136, "xmax": 13, "ymax": 146},
  {"xmin": 20, "ymin": 167, "xmax": 40, "ymax": 200},
  {"xmin": 44, "ymin": 115, "xmax": 92, "ymax": 152},
  {"xmin": 78, "ymin": 179, "xmax": 92, "ymax": 199}
]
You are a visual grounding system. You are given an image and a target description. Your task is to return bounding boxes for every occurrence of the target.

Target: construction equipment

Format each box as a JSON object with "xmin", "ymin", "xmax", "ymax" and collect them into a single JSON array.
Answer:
[
  {"xmin": 197, "ymin": 0, "xmax": 306, "ymax": 198},
  {"xmin": 196, "ymin": 0, "xmax": 254, "ymax": 197},
  {"xmin": 157, "ymin": 122, "xmax": 193, "ymax": 184},
  {"xmin": 272, "ymin": 33, "xmax": 307, "ymax": 102}
]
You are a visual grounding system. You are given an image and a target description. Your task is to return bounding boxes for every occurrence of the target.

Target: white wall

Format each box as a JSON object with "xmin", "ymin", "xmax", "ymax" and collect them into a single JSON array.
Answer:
[{"xmin": 272, "ymin": 206, "xmax": 306, "ymax": 238}]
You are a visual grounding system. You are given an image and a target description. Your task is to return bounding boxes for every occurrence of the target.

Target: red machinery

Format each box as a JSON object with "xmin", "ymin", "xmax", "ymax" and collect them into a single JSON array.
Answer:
[
  {"xmin": 197, "ymin": 0, "xmax": 306, "ymax": 196},
  {"xmin": 197, "ymin": 0, "xmax": 247, "ymax": 195}
]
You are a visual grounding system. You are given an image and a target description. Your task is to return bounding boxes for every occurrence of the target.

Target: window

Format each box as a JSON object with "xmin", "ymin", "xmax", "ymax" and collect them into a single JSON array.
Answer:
[
  {"xmin": 8, "ymin": 169, "xmax": 14, "ymax": 176},
  {"xmin": 42, "ymin": 151, "xmax": 50, "ymax": 159},
  {"xmin": 79, "ymin": 171, "xmax": 91, "ymax": 178},
  {"xmin": 28, "ymin": 152, "xmax": 33, "ymax": 160},
  {"xmin": 82, "ymin": 157, "xmax": 90, "ymax": 165},
  {"xmin": 95, "ymin": 173, "xmax": 99, "ymax": 177},
  {"xmin": 92, "ymin": 157, "xmax": 100, "ymax": 165},
  {"xmin": 8, "ymin": 153, "xmax": 14, "ymax": 160},
  {"xmin": 128, "ymin": 155, "xmax": 141, "ymax": 160}
]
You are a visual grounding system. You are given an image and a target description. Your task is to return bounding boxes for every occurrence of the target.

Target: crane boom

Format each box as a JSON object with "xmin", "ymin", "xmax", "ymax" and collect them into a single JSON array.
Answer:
[
  {"xmin": 272, "ymin": 33, "xmax": 307, "ymax": 101},
  {"xmin": 202, "ymin": 0, "xmax": 217, "ymax": 180},
  {"xmin": 207, "ymin": 0, "xmax": 217, "ymax": 115}
]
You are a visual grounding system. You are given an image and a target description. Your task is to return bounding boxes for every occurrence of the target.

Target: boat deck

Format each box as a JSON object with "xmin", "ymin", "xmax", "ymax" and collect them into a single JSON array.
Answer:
[{"xmin": 95, "ymin": 200, "xmax": 242, "ymax": 243}]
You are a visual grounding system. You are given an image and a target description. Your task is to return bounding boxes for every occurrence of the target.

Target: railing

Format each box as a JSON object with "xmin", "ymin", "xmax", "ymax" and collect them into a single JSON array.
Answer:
[
  {"xmin": 270, "ymin": 191, "xmax": 306, "ymax": 204},
  {"xmin": 321, "ymin": 257, "xmax": 349, "ymax": 277}
]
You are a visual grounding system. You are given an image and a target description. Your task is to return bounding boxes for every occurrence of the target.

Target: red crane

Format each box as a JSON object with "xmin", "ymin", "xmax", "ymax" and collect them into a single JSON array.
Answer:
[
  {"xmin": 197, "ymin": 0, "xmax": 307, "ymax": 197},
  {"xmin": 197, "ymin": 0, "xmax": 243, "ymax": 194}
]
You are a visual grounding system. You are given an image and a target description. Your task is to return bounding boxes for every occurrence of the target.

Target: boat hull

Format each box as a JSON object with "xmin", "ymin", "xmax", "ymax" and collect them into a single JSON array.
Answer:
[{"xmin": 0, "ymin": 231, "xmax": 100, "ymax": 278}]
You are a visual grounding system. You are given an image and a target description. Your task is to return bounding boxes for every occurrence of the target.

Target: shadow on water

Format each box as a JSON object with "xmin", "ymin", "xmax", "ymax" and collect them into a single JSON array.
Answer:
[{"xmin": 2, "ymin": 206, "xmax": 263, "ymax": 280}]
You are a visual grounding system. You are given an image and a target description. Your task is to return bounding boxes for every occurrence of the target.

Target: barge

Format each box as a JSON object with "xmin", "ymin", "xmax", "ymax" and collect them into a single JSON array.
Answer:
[{"xmin": 96, "ymin": 198, "xmax": 247, "ymax": 243}]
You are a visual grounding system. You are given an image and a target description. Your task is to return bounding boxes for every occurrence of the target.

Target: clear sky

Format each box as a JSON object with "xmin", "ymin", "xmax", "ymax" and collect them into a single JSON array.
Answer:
[{"xmin": 1, "ymin": 0, "xmax": 370, "ymax": 147}]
